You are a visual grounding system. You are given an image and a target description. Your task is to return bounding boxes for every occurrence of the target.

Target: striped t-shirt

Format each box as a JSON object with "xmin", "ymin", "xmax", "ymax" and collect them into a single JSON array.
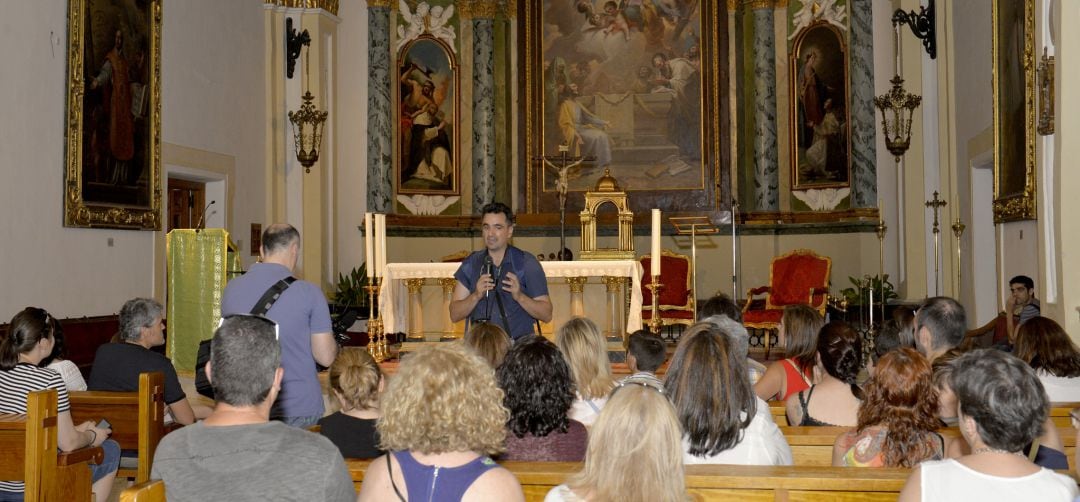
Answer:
[{"xmin": 0, "ymin": 362, "xmax": 71, "ymax": 493}]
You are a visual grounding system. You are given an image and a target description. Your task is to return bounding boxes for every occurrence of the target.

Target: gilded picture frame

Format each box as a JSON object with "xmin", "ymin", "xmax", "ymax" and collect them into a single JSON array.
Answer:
[
  {"xmin": 521, "ymin": 1, "xmax": 729, "ymax": 215},
  {"xmin": 1037, "ymin": 48, "xmax": 1054, "ymax": 136},
  {"xmin": 64, "ymin": 0, "xmax": 162, "ymax": 230},
  {"xmin": 991, "ymin": 0, "xmax": 1036, "ymax": 223},
  {"xmin": 396, "ymin": 35, "xmax": 460, "ymax": 197},
  {"xmin": 789, "ymin": 22, "xmax": 851, "ymax": 190}
]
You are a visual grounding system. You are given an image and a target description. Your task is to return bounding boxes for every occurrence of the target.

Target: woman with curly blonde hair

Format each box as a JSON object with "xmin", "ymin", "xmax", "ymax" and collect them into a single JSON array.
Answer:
[
  {"xmin": 545, "ymin": 385, "xmax": 687, "ymax": 502},
  {"xmin": 833, "ymin": 348, "xmax": 945, "ymax": 467},
  {"xmin": 318, "ymin": 348, "xmax": 383, "ymax": 459},
  {"xmin": 358, "ymin": 343, "xmax": 523, "ymax": 502},
  {"xmin": 556, "ymin": 317, "xmax": 615, "ymax": 427}
]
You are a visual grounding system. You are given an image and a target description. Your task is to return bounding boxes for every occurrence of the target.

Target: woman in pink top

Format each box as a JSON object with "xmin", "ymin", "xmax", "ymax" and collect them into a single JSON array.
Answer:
[{"xmin": 754, "ymin": 305, "xmax": 824, "ymax": 404}]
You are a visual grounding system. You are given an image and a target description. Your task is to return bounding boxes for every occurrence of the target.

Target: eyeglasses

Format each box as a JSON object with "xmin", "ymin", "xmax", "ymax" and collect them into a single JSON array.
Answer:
[{"xmin": 218, "ymin": 313, "xmax": 280, "ymax": 340}]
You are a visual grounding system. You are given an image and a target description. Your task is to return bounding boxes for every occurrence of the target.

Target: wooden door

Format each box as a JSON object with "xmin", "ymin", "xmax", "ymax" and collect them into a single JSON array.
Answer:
[{"xmin": 167, "ymin": 178, "xmax": 206, "ymax": 232}]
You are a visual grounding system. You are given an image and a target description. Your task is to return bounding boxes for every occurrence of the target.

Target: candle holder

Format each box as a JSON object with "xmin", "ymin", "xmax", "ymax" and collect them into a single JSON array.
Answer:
[
  {"xmin": 365, "ymin": 280, "xmax": 384, "ymax": 363},
  {"xmin": 646, "ymin": 277, "xmax": 664, "ymax": 335}
]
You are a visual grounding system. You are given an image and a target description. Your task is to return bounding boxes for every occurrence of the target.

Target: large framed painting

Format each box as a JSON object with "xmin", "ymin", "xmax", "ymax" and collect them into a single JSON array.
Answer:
[
  {"xmin": 65, "ymin": 0, "xmax": 162, "ymax": 230},
  {"xmin": 397, "ymin": 35, "xmax": 460, "ymax": 196},
  {"xmin": 522, "ymin": 1, "xmax": 728, "ymax": 215},
  {"xmin": 789, "ymin": 22, "xmax": 850, "ymax": 190},
  {"xmin": 992, "ymin": 0, "xmax": 1036, "ymax": 223}
]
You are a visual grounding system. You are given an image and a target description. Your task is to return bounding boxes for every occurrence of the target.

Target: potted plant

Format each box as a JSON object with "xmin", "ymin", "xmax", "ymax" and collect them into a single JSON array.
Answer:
[
  {"xmin": 840, "ymin": 274, "xmax": 898, "ymax": 307},
  {"xmin": 330, "ymin": 264, "xmax": 370, "ymax": 334}
]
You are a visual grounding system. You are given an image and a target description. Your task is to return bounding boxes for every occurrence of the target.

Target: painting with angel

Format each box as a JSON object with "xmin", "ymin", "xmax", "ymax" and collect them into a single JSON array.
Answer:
[
  {"xmin": 536, "ymin": 0, "xmax": 706, "ymax": 197},
  {"xmin": 397, "ymin": 35, "xmax": 459, "ymax": 196}
]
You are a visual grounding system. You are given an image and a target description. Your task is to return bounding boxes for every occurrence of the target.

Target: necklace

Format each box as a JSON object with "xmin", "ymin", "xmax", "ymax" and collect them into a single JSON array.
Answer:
[{"xmin": 972, "ymin": 447, "xmax": 1021, "ymax": 456}]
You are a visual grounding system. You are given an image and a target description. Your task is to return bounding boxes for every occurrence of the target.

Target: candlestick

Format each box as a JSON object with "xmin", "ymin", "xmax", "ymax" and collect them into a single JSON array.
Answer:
[
  {"xmin": 651, "ymin": 209, "xmax": 661, "ymax": 276},
  {"xmin": 375, "ymin": 214, "xmax": 388, "ymax": 278},
  {"xmin": 364, "ymin": 213, "xmax": 373, "ymax": 278},
  {"xmin": 646, "ymin": 277, "xmax": 664, "ymax": 334}
]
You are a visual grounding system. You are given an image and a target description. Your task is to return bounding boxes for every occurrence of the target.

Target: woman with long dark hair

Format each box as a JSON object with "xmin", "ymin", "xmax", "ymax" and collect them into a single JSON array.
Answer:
[
  {"xmin": 833, "ymin": 348, "xmax": 946, "ymax": 467},
  {"xmin": 1014, "ymin": 316, "xmax": 1080, "ymax": 401},
  {"xmin": 754, "ymin": 304, "xmax": 824, "ymax": 402},
  {"xmin": 786, "ymin": 321, "xmax": 864, "ymax": 427}
]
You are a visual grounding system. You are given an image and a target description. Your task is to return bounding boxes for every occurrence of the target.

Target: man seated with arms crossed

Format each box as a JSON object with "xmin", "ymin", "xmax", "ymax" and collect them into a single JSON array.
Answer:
[
  {"xmin": 152, "ymin": 315, "xmax": 355, "ymax": 501},
  {"xmin": 88, "ymin": 298, "xmax": 210, "ymax": 424},
  {"xmin": 450, "ymin": 202, "xmax": 552, "ymax": 341}
]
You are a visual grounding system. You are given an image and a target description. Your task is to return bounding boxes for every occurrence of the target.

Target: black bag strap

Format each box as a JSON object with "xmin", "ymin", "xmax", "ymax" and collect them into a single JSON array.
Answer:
[
  {"xmin": 251, "ymin": 277, "xmax": 296, "ymax": 315},
  {"xmin": 492, "ymin": 285, "xmax": 512, "ymax": 336},
  {"xmin": 387, "ymin": 453, "xmax": 406, "ymax": 501}
]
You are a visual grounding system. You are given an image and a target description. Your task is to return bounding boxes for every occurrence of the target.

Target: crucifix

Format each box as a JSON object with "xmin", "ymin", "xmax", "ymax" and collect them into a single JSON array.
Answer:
[
  {"xmin": 534, "ymin": 145, "xmax": 594, "ymax": 260},
  {"xmin": 925, "ymin": 191, "xmax": 947, "ymax": 295}
]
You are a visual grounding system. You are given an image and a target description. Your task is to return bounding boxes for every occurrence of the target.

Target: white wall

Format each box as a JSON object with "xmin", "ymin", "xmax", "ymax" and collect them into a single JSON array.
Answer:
[
  {"xmin": 0, "ymin": 0, "xmax": 266, "ymax": 318},
  {"xmin": 334, "ymin": 0, "xmax": 369, "ymax": 278}
]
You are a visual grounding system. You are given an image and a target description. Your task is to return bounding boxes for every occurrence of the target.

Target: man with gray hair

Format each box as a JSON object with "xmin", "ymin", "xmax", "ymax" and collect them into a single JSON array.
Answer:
[
  {"xmin": 701, "ymin": 314, "xmax": 767, "ymax": 385},
  {"xmin": 89, "ymin": 298, "xmax": 208, "ymax": 424},
  {"xmin": 914, "ymin": 296, "xmax": 968, "ymax": 363},
  {"xmin": 152, "ymin": 316, "xmax": 354, "ymax": 500},
  {"xmin": 221, "ymin": 223, "xmax": 337, "ymax": 427}
]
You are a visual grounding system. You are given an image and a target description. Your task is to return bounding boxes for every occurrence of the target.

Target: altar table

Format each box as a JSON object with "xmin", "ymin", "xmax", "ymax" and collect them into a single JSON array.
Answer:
[{"xmin": 378, "ymin": 260, "xmax": 644, "ymax": 339}]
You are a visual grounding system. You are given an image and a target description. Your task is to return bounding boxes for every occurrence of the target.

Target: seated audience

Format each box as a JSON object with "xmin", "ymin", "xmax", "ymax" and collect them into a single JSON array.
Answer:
[
  {"xmin": 152, "ymin": 315, "xmax": 355, "ymax": 501},
  {"xmin": 666, "ymin": 322, "xmax": 792, "ymax": 465},
  {"xmin": 914, "ymin": 296, "xmax": 966, "ymax": 364},
  {"xmin": 702, "ymin": 314, "xmax": 767, "ymax": 384},
  {"xmin": 786, "ymin": 321, "xmax": 863, "ymax": 427},
  {"xmin": 359, "ymin": 343, "xmax": 523, "ymax": 502},
  {"xmin": 463, "ymin": 321, "xmax": 512, "ymax": 368},
  {"xmin": 1, "ymin": 307, "xmax": 119, "ymax": 502},
  {"xmin": 754, "ymin": 304, "xmax": 823, "ymax": 401},
  {"xmin": 88, "ymin": 298, "xmax": 209, "ymax": 425},
  {"xmin": 497, "ymin": 335, "xmax": 587, "ymax": 462},
  {"xmin": 898, "ymin": 349, "xmax": 1078, "ymax": 501},
  {"xmin": 38, "ymin": 314, "xmax": 87, "ymax": 391},
  {"xmin": 1013, "ymin": 316, "xmax": 1080, "ymax": 401},
  {"xmin": 868, "ymin": 319, "xmax": 911, "ymax": 374},
  {"xmin": 318, "ymin": 347, "xmax": 383, "ymax": 459},
  {"xmin": 833, "ymin": 348, "xmax": 947, "ymax": 467},
  {"xmin": 930, "ymin": 348, "xmax": 965, "ymax": 426},
  {"xmin": 619, "ymin": 330, "xmax": 666, "ymax": 389},
  {"xmin": 698, "ymin": 294, "xmax": 767, "ymax": 381},
  {"xmin": 544, "ymin": 384, "xmax": 686, "ymax": 501},
  {"xmin": 556, "ymin": 317, "xmax": 615, "ymax": 427}
]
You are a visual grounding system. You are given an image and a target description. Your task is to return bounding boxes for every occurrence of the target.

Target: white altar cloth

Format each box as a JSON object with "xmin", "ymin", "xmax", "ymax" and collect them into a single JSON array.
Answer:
[{"xmin": 379, "ymin": 260, "xmax": 644, "ymax": 335}]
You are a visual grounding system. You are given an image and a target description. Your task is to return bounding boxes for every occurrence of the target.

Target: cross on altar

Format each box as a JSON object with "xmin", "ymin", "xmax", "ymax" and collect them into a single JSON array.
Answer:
[{"xmin": 533, "ymin": 145, "xmax": 595, "ymax": 260}]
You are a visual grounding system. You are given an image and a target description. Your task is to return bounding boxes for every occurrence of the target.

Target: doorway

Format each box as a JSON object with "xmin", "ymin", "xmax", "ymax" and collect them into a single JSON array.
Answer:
[{"xmin": 167, "ymin": 178, "xmax": 206, "ymax": 231}]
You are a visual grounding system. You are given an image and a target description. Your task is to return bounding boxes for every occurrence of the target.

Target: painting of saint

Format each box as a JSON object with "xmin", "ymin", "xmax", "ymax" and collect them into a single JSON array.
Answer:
[
  {"xmin": 791, "ymin": 23, "xmax": 850, "ymax": 189},
  {"xmin": 398, "ymin": 37, "xmax": 458, "ymax": 195},
  {"xmin": 538, "ymin": 0, "xmax": 704, "ymax": 193}
]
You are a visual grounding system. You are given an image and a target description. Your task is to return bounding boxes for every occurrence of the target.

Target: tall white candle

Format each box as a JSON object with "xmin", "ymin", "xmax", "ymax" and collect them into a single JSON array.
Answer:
[
  {"xmin": 651, "ymin": 209, "xmax": 661, "ymax": 276},
  {"xmin": 377, "ymin": 213, "xmax": 388, "ymax": 278},
  {"xmin": 364, "ymin": 213, "xmax": 374, "ymax": 278}
]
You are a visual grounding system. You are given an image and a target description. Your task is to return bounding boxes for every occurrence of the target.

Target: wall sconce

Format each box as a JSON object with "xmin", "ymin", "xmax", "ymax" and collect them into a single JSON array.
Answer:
[{"xmin": 288, "ymin": 46, "xmax": 328, "ymax": 173}]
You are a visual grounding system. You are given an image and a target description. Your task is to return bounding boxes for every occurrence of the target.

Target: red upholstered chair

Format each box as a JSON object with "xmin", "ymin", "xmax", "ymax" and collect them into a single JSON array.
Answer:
[
  {"xmin": 640, "ymin": 249, "xmax": 695, "ymax": 327},
  {"xmin": 742, "ymin": 249, "xmax": 831, "ymax": 358}
]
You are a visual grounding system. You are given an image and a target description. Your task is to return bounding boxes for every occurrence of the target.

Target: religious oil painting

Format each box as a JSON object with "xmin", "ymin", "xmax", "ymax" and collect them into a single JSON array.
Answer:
[
  {"xmin": 789, "ymin": 22, "xmax": 850, "ymax": 190},
  {"xmin": 65, "ymin": 0, "xmax": 162, "ymax": 230},
  {"xmin": 992, "ymin": 0, "xmax": 1036, "ymax": 222},
  {"xmin": 397, "ymin": 36, "xmax": 459, "ymax": 196},
  {"xmin": 523, "ymin": 1, "xmax": 728, "ymax": 215}
]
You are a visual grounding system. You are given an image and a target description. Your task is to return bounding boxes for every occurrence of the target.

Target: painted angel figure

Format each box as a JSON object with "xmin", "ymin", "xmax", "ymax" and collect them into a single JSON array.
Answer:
[
  {"xmin": 396, "ymin": 0, "xmax": 429, "ymax": 52},
  {"xmin": 428, "ymin": 5, "xmax": 456, "ymax": 46}
]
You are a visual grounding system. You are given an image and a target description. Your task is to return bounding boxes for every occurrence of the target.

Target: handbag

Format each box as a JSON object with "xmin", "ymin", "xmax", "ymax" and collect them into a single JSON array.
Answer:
[{"xmin": 194, "ymin": 277, "xmax": 296, "ymax": 399}]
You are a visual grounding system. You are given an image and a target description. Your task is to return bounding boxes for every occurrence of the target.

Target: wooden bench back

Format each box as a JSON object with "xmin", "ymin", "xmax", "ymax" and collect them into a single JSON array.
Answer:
[
  {"xmin": 69, "ymin": 371, "xmax": 165, "ymax": 484},
  {"xmin": 120, "ymin": 479, "xmax": 166, "ymax": 502},
  {"xmin": 0, "ymin": 390, "xmax": 58, "ymax": 502},
  {"xmin": 343, "ymin": 458, "xmax": 909, "ymax": 501},
  {"xmin": 1051, "ymin": 403, "xmax": 1080, "ymax": 428}
]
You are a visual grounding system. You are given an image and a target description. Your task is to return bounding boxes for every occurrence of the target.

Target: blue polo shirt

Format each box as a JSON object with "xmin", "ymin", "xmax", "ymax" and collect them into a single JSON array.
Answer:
[{"xmin": 454, "ymin": 247, "xmax": 549, "ymax": 340}]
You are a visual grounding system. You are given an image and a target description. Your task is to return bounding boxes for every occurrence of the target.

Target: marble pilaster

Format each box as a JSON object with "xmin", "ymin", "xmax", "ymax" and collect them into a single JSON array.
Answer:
[
  {"xmin": 366, "ymin": 5, "xmax": 393, "ymax": 212},
  {"xmin": 849, "ymin": 0, "xmax": 877, "ymax": 207},
  {"xmin": 753, "ymin": 6, "xmax": 780, "ymax": 211},
  {"xmin": 471, "ymin": 17, "xmax": 496, "ymax": 209}
]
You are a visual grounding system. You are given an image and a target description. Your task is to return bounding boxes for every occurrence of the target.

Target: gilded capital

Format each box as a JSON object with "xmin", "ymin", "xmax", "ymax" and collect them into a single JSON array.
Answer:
[
  {"xmin": 366, "ymin": 0, "xmax": 394, "ymax": 8},
  {"xmin": 405, "ymin": 278, "xmax": 426, "ymax": 293},
  {"xmin": 460, "ymin": 0, "xmax": 500, "ymax": 19},
  {"xmin": 747, "ymin": 0, "xmax": 774, "ymax": 9},
  {"xmin": 264, "ymin": 0, "xmax": 340, "ymax": 15},
  {"xmin": 501, "ymin": 0, "xmax": 517, "ymax": 18},
  {"xmin": 566, "ymin": 276, "xmax": 589, "ymax": 293},
  {"xmin": 727, "ymin": 0, "xmax": 739, "ymax": 10},
  {"xmin": 774, "ymin": 0, "xmax": 789, "ymax": 8}
]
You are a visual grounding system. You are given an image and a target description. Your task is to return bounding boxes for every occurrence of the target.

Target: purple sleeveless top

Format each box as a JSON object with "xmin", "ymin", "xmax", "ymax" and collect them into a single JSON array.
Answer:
[{"xmin": 392, "ymin": 450, "xmax": 499, "ymax": 501}]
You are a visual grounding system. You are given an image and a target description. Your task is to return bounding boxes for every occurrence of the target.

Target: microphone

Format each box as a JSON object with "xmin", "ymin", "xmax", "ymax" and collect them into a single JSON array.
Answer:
[
  {"xmin": 194, "ymin": 200, "xmax": 216, "ymax": 232},
  {"xmin": 482, "ymin": 254, "xmax": 493, "ymax": 299}
]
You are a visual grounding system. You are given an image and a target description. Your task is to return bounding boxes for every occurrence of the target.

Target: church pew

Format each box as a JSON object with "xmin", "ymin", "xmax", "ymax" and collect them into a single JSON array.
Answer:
[
  {"xmin": 768, "ymin": 400, "xmax": 787, "ymax": 426},
  {"xmin": 69, "ymin": 371, "xmax": 165, "ymax": 484},
  {"xmin": 344, "ymin": 458, "xmax": 910, "ymax": 501},
  {"xmin": 0, "ymin": 389, "xmax": 102, "ymax": 502},
  {"xmin": 119, "ymin": 479, "xmax": 166, "ymax": 502},
  {"xmin": 1051, "ymin": 403, "xmax": 1080, "ymax": 428}
]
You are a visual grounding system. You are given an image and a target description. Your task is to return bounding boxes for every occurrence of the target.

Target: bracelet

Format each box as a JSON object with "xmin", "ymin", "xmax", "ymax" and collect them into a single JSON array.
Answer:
[{"xmin": 87, "ymin": 429, "xmax": 97, "ymax": 447}]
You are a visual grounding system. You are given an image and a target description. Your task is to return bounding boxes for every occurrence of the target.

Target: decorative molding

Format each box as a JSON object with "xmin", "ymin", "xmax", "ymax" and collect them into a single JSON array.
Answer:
[
  {"xmin": 461, "ymin": 0, "xmax": 500, "ymax": 19},
  {"xmin": 397, "ymin": 194, "xmax": 460, "ymax": 215},
  {"xmin": 728, "ymin": 0, "xmax": 740, "ymax": 10},
  {"xmin": 747, "ymin": 0, "xmax": 774, "ymax": 9},
  {"xmin": 774, "ymin": 0, "xmax": 790, "ymax": 8},
  {"xmin": 790, "ymin": 0, "xmax": 847, "ymax": 37},
  {"xmin": 264, "ymin": 0, "xmax": 339, "ymax": 15},
  {"xmin": 792, "ymin": 188, "xmax": 850, "ymax": 211},
  {"xmin": 500, "ymin": 0, "xmax": 517, "ymax": 18}
]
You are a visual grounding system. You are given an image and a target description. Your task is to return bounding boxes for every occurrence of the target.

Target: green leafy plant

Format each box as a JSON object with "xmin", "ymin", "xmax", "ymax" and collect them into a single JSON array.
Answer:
[
  {"xmin": 332, "ymin": 264, "xmax": 370, "ymax": 311},
  {"xmin": 840, "ymin": 274, "xmax": 897, "ymax": 307}
]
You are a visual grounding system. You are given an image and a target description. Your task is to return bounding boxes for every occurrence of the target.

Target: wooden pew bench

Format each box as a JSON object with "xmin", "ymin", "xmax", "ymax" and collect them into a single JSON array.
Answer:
[
  {"xmin": 69, "ymin": 372, "xmax": 165, "ymax": 484},
  {"xmin": 0, "ymin": 389, "xmax": 103, "ymax": 502},
  {"xmin": 344, "ymin": 458, "xmax": 910, "ymax": 501},
  {"xmin": 1051, "ymin": 403, "xmax": 1080, "ymax": 428}
]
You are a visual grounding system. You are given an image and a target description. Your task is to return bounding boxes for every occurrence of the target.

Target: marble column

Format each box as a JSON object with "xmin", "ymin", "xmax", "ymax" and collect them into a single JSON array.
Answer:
[
  {"xmin": 849, "ymin": 0, "xmax": 878, "ymax": 207},
  {"xmin": 752, "ymin": 1, "xmax": 779, "ymax": 211},
  {"xmin": 465, "ymin": 1, "xmax": 497, "ymax": 209},
  {"xmin": 366, "ymin": 1, "xmax": 393, "ymax": 212}
]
